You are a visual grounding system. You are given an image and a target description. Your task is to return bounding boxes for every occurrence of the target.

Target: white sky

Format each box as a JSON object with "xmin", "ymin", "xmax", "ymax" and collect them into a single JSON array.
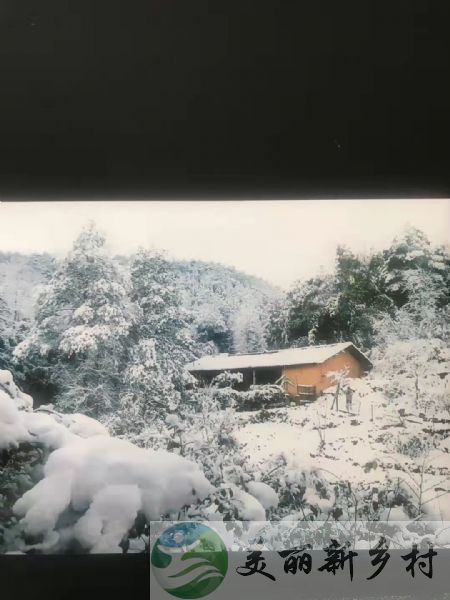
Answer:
[{"xmin": 0, "ymin": 199, "xmax": 448, "ymax": 289}]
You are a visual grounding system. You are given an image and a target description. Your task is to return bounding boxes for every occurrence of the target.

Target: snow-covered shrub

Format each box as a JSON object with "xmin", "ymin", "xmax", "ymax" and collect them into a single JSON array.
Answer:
[
  {"xmin": 144, "ymin": 387, "xmax": 279, "ymax": 523},
  {"xmin": 261, "ymin": 455, "xmax": 411, "ymax": 527},
  {"xmin": 13, "ymin": 436, "xmax": 212, "ymax": 553},
  {"xmin": 211, "ymin": 370, "xmax": 243, "ymax": 389},
  {"xmin": 264, "ymin": 463, "xmax": 337, "ymax": 522},
  {"xmin": 189, "ymin": 483, "xmax": 268, "ymax": 522},
  {"xmin": 1, "ymin": 442, "xmax": 50, "ymax": 553},
  {"xmin": 93, "ymin": 385, "xmax": 272, "ymax": 523},
  {"xmin": 396, "ymin": 434, "xmax": 432, "ymax": 459},
  {"xmin": 0, "ymin": 370, "xmax": 34, "ymax": 449},
  {"xmin": 371, "ymin": 338, "xmax": 449, "ymax": 418},
  {"xmin": 246, "ymin": 481, "xmax": 279, "ymax": 510},
  {"xmin": 211, "ymin": 387, "xmax": 242, "ymax": 409},
  {"xmin": 179, "ymin": 390, "xmax": 242, "ymax": 482},
  {"xmin": 0, "ymin": 370, "xmax": 214, "ymax": 554},
  {"xmin": 0, "ymin": 371, "xmax": 46, "ymax": 551},
  {"xmin": 238, "ymin": 384, "xmax": 286, "ymax": 411}
]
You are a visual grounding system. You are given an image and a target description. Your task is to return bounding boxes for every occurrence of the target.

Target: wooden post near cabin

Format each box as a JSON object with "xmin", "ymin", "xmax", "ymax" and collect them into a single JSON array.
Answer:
[
  {"xmin": 331, "ymin": 381, "xmax": 340, "ymax": 412},
  {"xmin": 252, "ymin": 369, "xmax": 256, "ymax": 385}
]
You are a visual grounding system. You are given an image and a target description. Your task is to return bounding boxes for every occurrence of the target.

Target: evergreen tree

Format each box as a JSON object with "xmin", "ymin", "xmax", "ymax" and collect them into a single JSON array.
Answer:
[
  {"xmin": 114, "ymin": 249, "xmax": 196, "ymax": 438},
  {"xmin": 14, "ymin": 223, "xmax": 132, "ymax": 415}
]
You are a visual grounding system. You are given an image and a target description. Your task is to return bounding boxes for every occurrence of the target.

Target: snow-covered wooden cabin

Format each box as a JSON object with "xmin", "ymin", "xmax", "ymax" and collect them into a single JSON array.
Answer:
[{"xmin": 186, "ymin": 342, "xmax": 372, "ymax": 401}]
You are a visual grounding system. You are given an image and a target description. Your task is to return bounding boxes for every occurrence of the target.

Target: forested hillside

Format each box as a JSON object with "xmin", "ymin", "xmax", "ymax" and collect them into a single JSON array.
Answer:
[
  {"xmin": 0, "ymin": 246, "xmax": 278, "ymax": 364},
  {"xmin": 0, "ymin": 253, "xmax": 56, "ymax": 321}
]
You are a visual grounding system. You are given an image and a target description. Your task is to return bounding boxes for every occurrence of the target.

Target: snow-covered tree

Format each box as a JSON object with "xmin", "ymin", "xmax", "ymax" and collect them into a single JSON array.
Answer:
[
  {"xmin": 372, "ymin": 246, "xmax": 450, "ymax": 418},
  {"xmin": 177, "ymin": 260, "xmax": 278, "ymax": 353},
  {"xmin": 232, "ymin": 296, "xmax": 267, "ymax": 354},
  {"xmin": 0, "ymin": 252, "xmax": 53, "ymax": 321},
  {"xmin": 0, "ymin": 286, "xmax": 30, "ymax": 379},
  {"xmin": 0, "ymin": 294, "xmax": 10, "ymax": 330},
  {"xmin": 0, "ymin": 295, "xmax": 13, "ymax": 370},
  {"xmin": 374, "ymin": 254, "xmax": 450, "ymax": 347},
  {"xmin": 113, "ymin": 249, "xmax": 196, "ymax": 438},
  {"xmin": 268, "ymin": 228, "xmax": 449, "ymax": 351},
  {"xmin": 284, "ymin": 273, "xmax": 339, "ymax": 346},
  {"xmin": 266, "ymin": 296, "xmax": 290, "ymax": 349},
  {"xmin": 14, "ymin": 223, "xmax": 133, "ymax": 416},
  {"xmin": 383, "ymin": 227, "xmax": 449, "ymax": 308}
]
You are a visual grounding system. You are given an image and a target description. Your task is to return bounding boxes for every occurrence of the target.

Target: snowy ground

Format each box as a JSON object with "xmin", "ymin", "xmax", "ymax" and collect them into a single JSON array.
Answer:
[{"xmin": 234, "ymin": 379, "xmax": 450, "ymax": 521}]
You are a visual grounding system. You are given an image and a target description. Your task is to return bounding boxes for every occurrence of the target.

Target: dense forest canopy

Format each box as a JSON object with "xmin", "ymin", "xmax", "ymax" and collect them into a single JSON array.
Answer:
[{"xmin": 267, "ymin": 227, "xmax": 449, "ymax": 350}]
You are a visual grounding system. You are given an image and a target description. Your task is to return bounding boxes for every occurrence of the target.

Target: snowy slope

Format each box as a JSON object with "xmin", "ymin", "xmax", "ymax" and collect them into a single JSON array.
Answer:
[{"xmin": 235, "ymin": 377, "xmax": 450, "ymax": 520}]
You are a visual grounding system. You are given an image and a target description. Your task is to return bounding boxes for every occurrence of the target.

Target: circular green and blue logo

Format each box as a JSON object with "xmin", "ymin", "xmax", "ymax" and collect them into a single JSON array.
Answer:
[{"xmin": 151, "ymin": 522, "xmax": 228, "ymax": 599}]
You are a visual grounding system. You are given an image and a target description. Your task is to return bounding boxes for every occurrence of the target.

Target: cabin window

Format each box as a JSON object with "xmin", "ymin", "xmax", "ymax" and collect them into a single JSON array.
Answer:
[{"xmin": 297, "ymin": 385, "xmax": 316, "ymax": 399}]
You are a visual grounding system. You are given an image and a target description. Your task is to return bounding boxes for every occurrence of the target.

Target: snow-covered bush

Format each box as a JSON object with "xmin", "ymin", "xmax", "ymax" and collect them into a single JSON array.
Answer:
[
  {"xmin": 246, "ymin": 480, "xmax": 279, "ymax": 510},
  {"xmin": 196, "ymin": 382, "xmax": 287, "ymax": 413},
  {"xmin": 238, "ymin": 384, "xmax": 286, "ymax": 411},
  {"xmin": 134, "ymin": 387, "xmax": 278, "ymax": 523},
  {"xmin": 13, "ymin": 436, "xmax": 213, "ymax": 553},
  {"xmin": 172, "ymin": 389, "xmax": 243, "ymax": 485},
  {"xmin": 211, "ymin": 387, "xmax": 242, "ymax": 409},
  {"xmin": 211, "ymin": 370, "xmax": 243, "ymax": 389},
  {"xmin": 371, "ymin": 338, "xmax": 449, "ymax": 418},
  {"xmin": 0, "ymin": 370, "xmax": 214, "ymax": 554},
  {"xmin": 2, "ymin": 371, "xmax": 281, "ymax": 553}
]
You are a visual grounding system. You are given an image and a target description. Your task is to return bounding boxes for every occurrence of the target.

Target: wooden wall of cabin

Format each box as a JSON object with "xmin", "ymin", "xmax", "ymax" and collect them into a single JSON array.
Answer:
[
  {"xmin": 319, "ymin": 351, "xmax": 363, "ymax": 392},
  {"xmin": 282, "ymin": 363, "xmax": 322, "ymax": 397},
  {"xmin": 282, "ymin": 350, "xmax": 364, "ymax": 397}
]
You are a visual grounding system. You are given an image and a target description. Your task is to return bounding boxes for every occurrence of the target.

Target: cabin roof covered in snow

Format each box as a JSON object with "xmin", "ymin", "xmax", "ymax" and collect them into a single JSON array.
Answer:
[{"xmin": 186, "ymin": 342, "xmax": 372, "ymax": 372}]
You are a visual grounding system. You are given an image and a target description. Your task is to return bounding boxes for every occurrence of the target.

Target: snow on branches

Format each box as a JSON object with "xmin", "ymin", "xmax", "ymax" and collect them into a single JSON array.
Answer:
[{"xmin": 1, "ymin": 370, "xmax": 213, "ymax": 553}]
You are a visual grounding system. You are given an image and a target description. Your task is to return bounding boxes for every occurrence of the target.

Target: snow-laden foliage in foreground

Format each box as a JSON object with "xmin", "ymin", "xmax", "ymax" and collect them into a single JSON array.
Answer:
[
  {"xmin": 0, "ymin": 370, "xmax": 213, "ymax": 553},
  {"xmin": 0, "ymin": 370, "xmax": 34, "ymax": 448},
  {"xmin": 14, "ymin": 436, "xmax": 212, "ymax": 553}
]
